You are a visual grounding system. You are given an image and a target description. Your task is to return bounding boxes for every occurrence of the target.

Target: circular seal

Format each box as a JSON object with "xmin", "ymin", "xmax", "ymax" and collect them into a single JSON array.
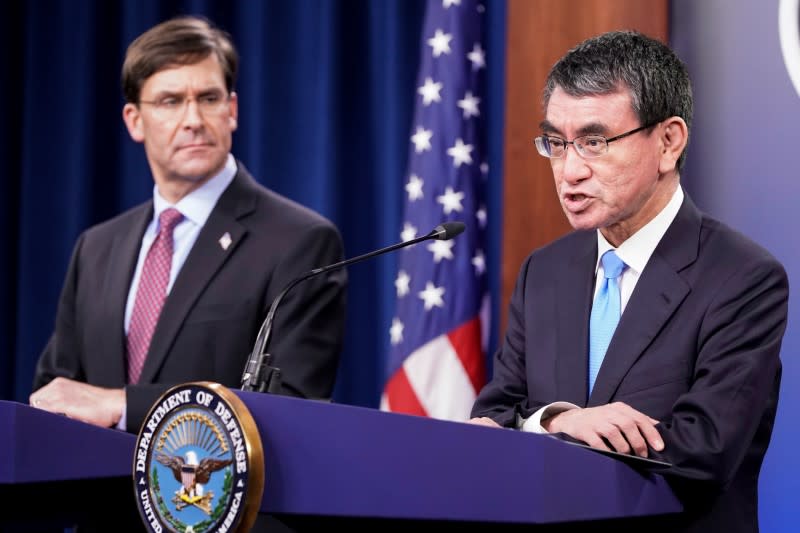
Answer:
[
  {"xmin": 133, "ymin": 382, "xmax": 264, "ymax": 533},
  {"xmin": 779, "ymin": 0, "xmax": 800, "ymax": 98}
]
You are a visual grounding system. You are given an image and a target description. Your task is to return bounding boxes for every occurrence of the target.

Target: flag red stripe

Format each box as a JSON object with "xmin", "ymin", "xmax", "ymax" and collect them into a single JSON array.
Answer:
[
  {"xmin": 384, "ymin": 369, "xmax": 428, "ymax": 416},
  {"xmin": 447, "ymin": 318, "xmax": 486, "ymax": 394}
]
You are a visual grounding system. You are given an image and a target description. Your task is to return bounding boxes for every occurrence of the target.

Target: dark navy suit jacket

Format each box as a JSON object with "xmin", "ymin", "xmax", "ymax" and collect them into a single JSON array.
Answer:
[
  {"xmin": 472, "ymin": 194, "xmax": 788, "ymax": 532},
  {"xmin": 34, "ymin": 162, "xmax": 347, "ymax": 434}
]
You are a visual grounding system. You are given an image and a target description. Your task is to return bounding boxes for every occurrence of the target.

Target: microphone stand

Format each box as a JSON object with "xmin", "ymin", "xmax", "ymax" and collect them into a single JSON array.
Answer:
[{"xmin": 240, "ymin": 222, "xmax": 465, "ymax": 393}]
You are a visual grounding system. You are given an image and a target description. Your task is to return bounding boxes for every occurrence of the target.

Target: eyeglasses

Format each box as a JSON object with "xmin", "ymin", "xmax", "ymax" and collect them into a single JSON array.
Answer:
[
  {"xmin": 534, "ymin": 122, "xmax": 659, "ymax": 159},
  {"xmin": 139, "ymin": 91, "xmax": 230, "ymax": 119}
]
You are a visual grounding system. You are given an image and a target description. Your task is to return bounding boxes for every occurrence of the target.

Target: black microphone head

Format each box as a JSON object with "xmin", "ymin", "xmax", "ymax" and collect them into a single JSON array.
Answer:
[{"xmin": 432, "ymin": 221, "xmax": 466, "ymax": 240}]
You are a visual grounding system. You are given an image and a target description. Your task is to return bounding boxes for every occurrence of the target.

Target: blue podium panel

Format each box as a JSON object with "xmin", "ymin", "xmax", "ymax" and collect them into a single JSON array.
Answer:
[
  {"xmin": 0, "ymin": 393, "xmax": 681, "ymax": 530},
  {"xmin": 0, "ymin": 401, "xmax": 140, "ymax": 531},
  {"xmin": 234, "ymin": 391, "xmax": 682, "ymax": 525},
  {"xmin": 0, "ymin": 400, "xmax": 135, "ymax": 483}
]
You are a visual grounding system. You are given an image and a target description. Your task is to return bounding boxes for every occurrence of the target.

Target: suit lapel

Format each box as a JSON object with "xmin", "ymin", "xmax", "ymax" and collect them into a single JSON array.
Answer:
[
  {"xmin": 555, "ymin": 233, "xmax": 597, "ymax": 407},
  {"xmin": 137, "ymin": 168, "xmax": 257, "ymax": 384},
  {"xmin": 587, "ymin": 257, "xmax": 690, "ymax": 405},
  {"xmin": 102, "ymin": 205, "xmax": 153, "ymax": 385},
  {"xmin": 588, "ymin": 195, "xmax": 701, "ymax": 406}
]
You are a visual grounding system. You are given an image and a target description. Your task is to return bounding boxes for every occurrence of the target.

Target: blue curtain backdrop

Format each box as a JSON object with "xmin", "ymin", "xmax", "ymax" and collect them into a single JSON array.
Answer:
[{"xmin": 0, "ymin": 0, "xmax": 506, "ymax": 408}]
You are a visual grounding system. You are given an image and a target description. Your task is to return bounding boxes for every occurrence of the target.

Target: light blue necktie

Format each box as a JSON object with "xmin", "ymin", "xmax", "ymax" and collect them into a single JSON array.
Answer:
[{"xmin": 588, "ymin": 250, "xmax": 627, "ymax": 395}]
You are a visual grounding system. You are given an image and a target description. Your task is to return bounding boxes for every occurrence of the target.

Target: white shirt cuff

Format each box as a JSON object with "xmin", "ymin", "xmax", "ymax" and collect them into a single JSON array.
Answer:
[
  {"xmin": 518, "ymin": 402, "xmax": 580, "ymax": 433},
  {"xmin": 116, "ymin": 407, "xmax": 127, "ymax": 431}
]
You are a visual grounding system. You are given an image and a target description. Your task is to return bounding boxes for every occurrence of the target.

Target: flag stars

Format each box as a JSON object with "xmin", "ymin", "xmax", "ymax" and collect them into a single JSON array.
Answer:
[
  {"xmin": 472, "ymin": 250, "xmax": 486, "ymax": 275},
  {"xmin": 390, "ymin": 318, "xmax": 404, "ymax": 345},
  {"xmin": 480, "ymin": 161, "xmax": 489, "ymax": 175},
  {"xmin": 418, "ymin": 77, "xmax": 443, "ymax": 106},
  {"xmin": 411, "ymin": 126, "xmax": 433, "ymax": 153},
  {"xmin": 467, "ymin": 43, "xmax": 486, "ymax": 70},
  {"xmin": 427, "ymin": 239, "xmax": 455, "ymax": 263},
  {"xmin": 386, "ymin": 5, "xmax": 490, "ymax": 416},
  {"xmin": 437, "ymin": 186, "xmax": 465, "ymax": 214},
  {"xmin": 476, "ymin": 206, "xmax": 487, "ymax": 228},
  {"xmin": 427, "ymin": 29, "xmax": 453, "ymax": 57},
  {"xmin": 457, "ymin": 91, "xmax": 480, "ymax": 119},
  {"xmin": 401, "ymin": 222, "xmax": 418, "ymax": 243},
  {"xmin": 418, "ymin": 281, "xmax": 446, "ymax": 310},
  {"xmin": 406, "ymin": 174, "xmax": 424, "ymax": 201},
  {"xmin": 395, "ymin": 270, "xmax": 411, "ymax": 297},
  {"xmin": 446, "ymin": 138, "xmax": 474, "ymax": 168}
]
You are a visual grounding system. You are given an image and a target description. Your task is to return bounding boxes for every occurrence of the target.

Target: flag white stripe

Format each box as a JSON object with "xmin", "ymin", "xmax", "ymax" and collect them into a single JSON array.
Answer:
[{"xmin": 403, "ymin": 334, "xmax": 476, "ymax": 421}]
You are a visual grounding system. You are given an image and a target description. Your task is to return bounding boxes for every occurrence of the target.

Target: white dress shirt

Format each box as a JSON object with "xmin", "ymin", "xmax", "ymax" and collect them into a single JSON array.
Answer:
[
  {"xmin": 520, "ymin": 185, "xmax": 685, "ymax": 432},
  {"xmin": 123, "ymin": 154, "xmax": 237, "ymax": 332}
]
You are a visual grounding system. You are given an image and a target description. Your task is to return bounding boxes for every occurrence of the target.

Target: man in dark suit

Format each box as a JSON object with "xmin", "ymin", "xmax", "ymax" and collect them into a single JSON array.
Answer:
[
  {"xmin": 29, "ymin": 16, "xmax": 347, "ymax": 435},
  {"xmin": 469, "ymin": 31, "xmax": 788, "ymax": 532}
]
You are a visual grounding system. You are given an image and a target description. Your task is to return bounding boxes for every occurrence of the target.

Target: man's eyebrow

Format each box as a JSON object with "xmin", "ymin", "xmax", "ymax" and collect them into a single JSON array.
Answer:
[
  {"xmin": 575, "ymin": 122, "xmax": 610, "ymax": 136},
  {"xmin": 147, "ymin": 86, "xmax": 225, "ymax": 99},
  {"xmin": 539, "ymin": 120, "xmax": 562, "ymax": 135},
  {"xmin": 539, "ymin": 120, "xmax": 611, "ymax": 137},
  {"xmin": 146, "ymin": 89, "xmax": 184, "ymax": 100}
]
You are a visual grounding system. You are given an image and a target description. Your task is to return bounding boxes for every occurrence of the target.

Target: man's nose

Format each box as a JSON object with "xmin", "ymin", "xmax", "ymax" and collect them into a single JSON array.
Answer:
[
  {"xmin": 560, "ymin": 144, "xmax": 590, "ymax": 184},
  {"xmin": 181, "ymin": 99, "xmax": 204, "ymax": 129}
]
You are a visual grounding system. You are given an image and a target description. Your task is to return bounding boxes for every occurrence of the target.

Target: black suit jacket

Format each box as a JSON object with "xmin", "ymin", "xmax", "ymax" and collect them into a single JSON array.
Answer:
[
  {"xmin": 34, "ymin": 162, "xmax": 347, "ymax": 433},
  {"xmin": 472, "ymin": 194, "xmax": 788, "ymax": 532}
]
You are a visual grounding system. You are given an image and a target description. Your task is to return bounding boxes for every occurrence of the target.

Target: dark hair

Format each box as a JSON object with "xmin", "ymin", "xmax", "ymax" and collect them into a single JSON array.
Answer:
[
  {"xmin": 121, "ymin": 15, "xmax": 238, "ymax": 104},
  {"xmin": 543, "ymin": 30, "xmax": 693, "ymax": 171}
]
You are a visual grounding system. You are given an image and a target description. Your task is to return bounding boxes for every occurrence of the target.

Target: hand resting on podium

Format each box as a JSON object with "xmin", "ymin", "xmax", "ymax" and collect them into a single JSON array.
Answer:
[
  {"xmin": 29, "ymin": 376, "xmax": 125, "ymax": 429},
  {"xmin": 468, "ymin": 401, "xmax": 664, "ymax": 459}
]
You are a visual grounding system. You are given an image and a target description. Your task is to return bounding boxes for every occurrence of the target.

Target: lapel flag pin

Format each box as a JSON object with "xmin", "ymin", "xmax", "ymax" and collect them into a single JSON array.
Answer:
[{"xmin": 219, "ymin": 232, "xmax": 232, "ymax": 251}]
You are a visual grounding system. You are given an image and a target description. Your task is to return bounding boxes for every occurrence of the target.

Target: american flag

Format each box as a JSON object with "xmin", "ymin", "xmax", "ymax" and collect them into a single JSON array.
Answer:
[{"xmin": 380, "ymin": 0, "xmax": 489, "ymax": 421}]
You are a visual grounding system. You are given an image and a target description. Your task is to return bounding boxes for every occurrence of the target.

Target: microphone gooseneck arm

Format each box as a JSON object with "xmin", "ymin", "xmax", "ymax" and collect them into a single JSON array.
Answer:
[{"xmin": 240, "ymin": 221, "xmax": 466, "ymax": 392}]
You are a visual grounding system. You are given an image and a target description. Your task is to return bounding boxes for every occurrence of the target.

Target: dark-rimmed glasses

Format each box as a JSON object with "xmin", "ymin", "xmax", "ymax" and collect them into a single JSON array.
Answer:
[
  {"xmin": 139, "ymin": 91, "xmax": 231, "ymax": 120},
  {"xmin": 534, "ymin": 122, "xmax": 660, "ymax": 159}
]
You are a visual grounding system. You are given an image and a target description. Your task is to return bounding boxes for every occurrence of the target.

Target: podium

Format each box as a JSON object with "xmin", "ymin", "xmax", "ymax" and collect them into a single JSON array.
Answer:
[
  {"xmin": 0, "ymin": 399, "xmax": 139, "ymax": 531},
  {"xmin": 0, "ymin": 394, "xmax": 681, "ymax": 530}
]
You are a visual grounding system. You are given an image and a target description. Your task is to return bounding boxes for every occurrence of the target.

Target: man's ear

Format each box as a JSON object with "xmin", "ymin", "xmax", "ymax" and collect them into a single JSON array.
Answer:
[
  {"xmin": 228, "ymin": 91, "xmax": 238, "ymax": 132},
  {"xmin": 658, "ymin": 116, "xmax": 688, "ymax": 174},
  {"xmin": 122, "ymin": 103, "xmax": 145, "ymax": 143}
]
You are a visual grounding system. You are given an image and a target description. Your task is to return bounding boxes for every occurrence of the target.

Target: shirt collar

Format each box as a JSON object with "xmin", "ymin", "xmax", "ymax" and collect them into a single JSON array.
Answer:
[
  {"xmin": 152, "ymin": 153, "xmax": 237, "ymax": 226},
  {"xmin": 595, "ymin": 185, "xmax": 684, "ymax": 275}
]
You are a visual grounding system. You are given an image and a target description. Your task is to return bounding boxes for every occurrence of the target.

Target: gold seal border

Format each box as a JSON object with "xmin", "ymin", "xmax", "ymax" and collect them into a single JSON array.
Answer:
[
  {"xmin": 132, "ymin": 381, "xmax": 265, "ymax": 533},
  {"xmin": 199, "ymin": 381, "xmax": 265, "ymax": 533}
]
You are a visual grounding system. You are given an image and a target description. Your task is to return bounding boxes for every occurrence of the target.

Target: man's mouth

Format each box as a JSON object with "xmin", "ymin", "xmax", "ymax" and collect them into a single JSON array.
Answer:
[
  {"xmin": 563, "ymin": 193, "xmax": 593, "ymax": 212},
  {"xmin": 179, "ymin": 143, "xmax": 210, "ymax": 149}
]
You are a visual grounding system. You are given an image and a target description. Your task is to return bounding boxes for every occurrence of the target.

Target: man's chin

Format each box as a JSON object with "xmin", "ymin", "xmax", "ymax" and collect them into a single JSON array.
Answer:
[
  {"xmin": 170, "ymin": 172, "xmax": 211, "ymax": 183},
  {"xmin": 171, "ymin": 159, "xmax": 225, "ymax": 182},
  {"xmin": 564, "ymin": 212, "xmax": 601, "ymax": 232}
]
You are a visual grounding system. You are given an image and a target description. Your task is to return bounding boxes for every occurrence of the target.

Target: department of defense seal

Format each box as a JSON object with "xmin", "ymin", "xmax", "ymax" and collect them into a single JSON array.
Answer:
[{"xmin": 133, "ymin": 382, "xmax": 264, "ymax": 533}]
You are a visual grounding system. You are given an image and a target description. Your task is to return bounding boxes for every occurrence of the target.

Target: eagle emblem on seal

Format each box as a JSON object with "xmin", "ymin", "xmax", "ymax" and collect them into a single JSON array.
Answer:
[{"xmin": 155, "ymin": 450, "xmax": 233, "ymax": 514}]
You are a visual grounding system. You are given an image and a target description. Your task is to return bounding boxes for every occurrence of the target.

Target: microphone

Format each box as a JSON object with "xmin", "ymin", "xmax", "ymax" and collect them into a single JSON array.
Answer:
[{"xmin": 240, "ymin": 221, "xmax": 466, "ymax": 392}]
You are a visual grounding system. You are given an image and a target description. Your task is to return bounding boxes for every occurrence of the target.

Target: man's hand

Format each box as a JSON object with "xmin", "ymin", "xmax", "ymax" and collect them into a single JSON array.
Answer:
[
  {"xmin": 29, "ymin": 377, "xmax": 125, "ymax": 429},
  {"xmin": 543, "ymin": 402, "xmax": 663, "ymax": 457},
  {"xmin": 467, "ymin": 417, "xmax": 501, "ymax": 428}
]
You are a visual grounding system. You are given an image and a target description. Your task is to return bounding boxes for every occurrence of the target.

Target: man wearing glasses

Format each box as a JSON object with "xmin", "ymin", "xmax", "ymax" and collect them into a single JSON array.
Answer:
[
  {"xmin": 470, "ymin": 31, "xmax": 788, "ymax": 532},
  {"xmin": 30, "ymin": 16, "xmax": 347, "ymax": 436}
]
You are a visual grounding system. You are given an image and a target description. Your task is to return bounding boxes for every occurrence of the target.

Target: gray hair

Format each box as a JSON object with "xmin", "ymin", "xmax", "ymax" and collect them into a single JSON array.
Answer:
[{"xmin": 543, "ymin": 30, "xmax": 693, "ymax": 171}]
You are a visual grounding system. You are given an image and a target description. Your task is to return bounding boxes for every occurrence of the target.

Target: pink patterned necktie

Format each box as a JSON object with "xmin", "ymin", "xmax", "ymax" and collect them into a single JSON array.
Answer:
[{"xmin": 126, "ymin": 208, "xmax": 184, "ymax": 384}]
